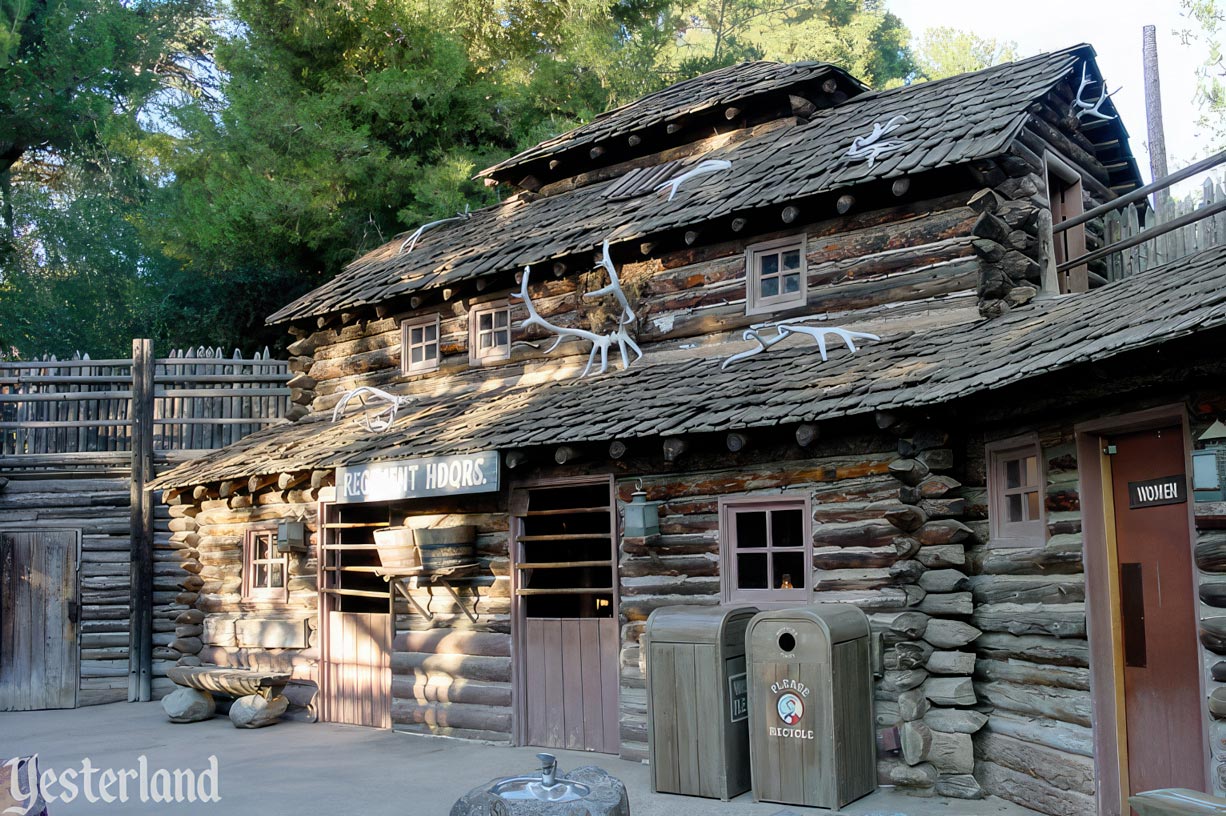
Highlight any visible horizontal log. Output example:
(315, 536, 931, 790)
(974, 632, 1088, 667)
(970, 574, 1085, 605)
(975, 731, 1094, 796)
(978, 680, 1091, 727)
(987, 711, 1094, 758)
(975, 657, 1089, 690)
(393, 630, 510, 657)
(923, 619, 980, 649)
(391, 653, 511, 684)
(923, 676, 976, 706)
(972, 603, 1086, 638)
(390, 700, 511, 733)
(926, 650, 976, 675)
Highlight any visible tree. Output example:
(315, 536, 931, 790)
(912, 27, 1017, 82)
(1180, 0, 1226, 145)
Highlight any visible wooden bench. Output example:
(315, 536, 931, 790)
(163, 666, 292, 728)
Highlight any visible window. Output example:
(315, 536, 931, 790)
(243, 528, 287, 602)
(1046, 152, 1087, 294)
(469, 301, 512, 365)
(746, 237, 807, 315)
(987, 437, 1046, 547)
(402, 315, 440, 374)
(720, 497, 811, 604)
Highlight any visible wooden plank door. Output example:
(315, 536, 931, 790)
(514, 478, 620, 754)
(1108, 427, 1205, 796)
(324, 611, 391, 728)
(0, 530, 79, 711)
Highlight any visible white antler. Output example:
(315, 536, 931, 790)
(331, 386, 413, 432)
(1072, 63, 1118, 122)
(396, 205, 472, 256)
(844, 114, 910, 168)
(721, 321, 879, 369)
(512, 242, 644, 378)
(655, 159, 732, 201)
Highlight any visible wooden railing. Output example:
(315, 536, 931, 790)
(0, 344, 290, 466)
(1055, 150, 1226, 281)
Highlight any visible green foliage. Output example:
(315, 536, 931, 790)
(912, 26, 1017, 82)
(1180, 0, 1226, 146)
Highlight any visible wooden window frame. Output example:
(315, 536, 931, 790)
(719, 494, 812, 605)
(242, 526, 288, 602)
(1045, 151, 1088, 295)
(986, 434, 1047, 548)
(401, 314, 441, 375)
(745, 235, 808, 316)
(468, 301, 513, 366)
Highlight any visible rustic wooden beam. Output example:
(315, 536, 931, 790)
(684, 230, 701, 246)
(248, 473, 278, 494)
(548, 159, 561, 171)
(218, 479, 238, 499)
(505, 450, 529, 470)
(552, 261, 567, 278)
(442, 288, 455, 301)
(891, 178, 911, 197)
(627, 134, 641, 148)
(726, 432, 748, 453)
(789, 94, 817, 118)
(725, 105, 742, 120)
(666, 122, 684, 135)
(795, 423, 819, 447)
(374, 303, 395, 320)
(476, 278, 488, 292)
(608, 440, 628, 460)
(554, 445, 581, 465)
(639, 242, 656, 256)
(589, 145, 605, 160)
(128, 338, 155, 703)
(278, 471, 309, 492)
(310, 469, 332, 490)
(517, 175, 542, 193)
(662, 438, 687, 462)
(781, 205, 800, 224)
(191, 484, 213, 501)
(821, 78, 839, 93)
(836, 194, 855, 214)
(410, 296, 424, 309)
(731, 217, 748, 232)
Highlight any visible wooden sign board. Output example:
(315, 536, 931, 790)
(1128, 474, 1187, 509)
(336, 452, 499, 504)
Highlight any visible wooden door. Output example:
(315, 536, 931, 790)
(514, 478, 620, 754)
(1109, 427, 1204, 796)
(324, 611, 391, 728)
(0, 530, 79, 711)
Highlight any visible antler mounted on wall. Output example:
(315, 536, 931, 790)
(721, 319, 879, 369)
(331, 386, 413, 432)
(655, 159, 733, 201)
(513, 240, 644, 378)
(396, 205, 472, 256)
(1072, 63, 1118, 122)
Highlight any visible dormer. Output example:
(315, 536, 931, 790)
(477, 61, 868, 196)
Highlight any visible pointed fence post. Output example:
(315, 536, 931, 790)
(128, 339, 155, 702)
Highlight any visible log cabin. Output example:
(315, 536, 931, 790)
(149, 44, 1226, 815)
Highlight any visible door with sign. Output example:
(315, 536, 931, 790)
(1108, 427, 1203, 797)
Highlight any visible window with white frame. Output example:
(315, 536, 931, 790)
(746, 236, 807, 315)
(987, 437, 1046, 547)
(243, 528, 287, 602)
(469, 301, 512, 365)
(720, 496, 811, 603)
(401, 314, 440, 374)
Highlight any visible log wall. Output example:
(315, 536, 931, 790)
(0, 470, 179, 705)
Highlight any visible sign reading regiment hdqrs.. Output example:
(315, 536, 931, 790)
(335, 452, 500, 503)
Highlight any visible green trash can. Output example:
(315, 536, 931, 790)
(644, 605, 758, 801)
(746, 604, 876, 809)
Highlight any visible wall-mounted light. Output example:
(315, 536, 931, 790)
(622, 479, 660, 539)
(276, 521, 307, 553)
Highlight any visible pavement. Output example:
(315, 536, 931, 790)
(0, 702, 1039, 815)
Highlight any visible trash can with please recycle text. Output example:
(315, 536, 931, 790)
(644, 604, 758, 801)
(746, 604, 876, 809)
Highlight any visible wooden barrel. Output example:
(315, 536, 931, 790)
(415, 526, 476, 570)
(373, 527, 420, 572)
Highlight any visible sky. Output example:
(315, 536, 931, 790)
(888, 0, 1212, 189)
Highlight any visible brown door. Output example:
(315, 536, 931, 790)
(514, 478, 620, 753)
(0, 530, 79, 710)
(324, 611, 392, 728)
(1109, 427, 1204, 795)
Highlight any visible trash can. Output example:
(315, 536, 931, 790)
(644, 605, 758, 800)
(746, 605, 876, 809)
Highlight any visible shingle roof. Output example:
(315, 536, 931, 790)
(477, 60, 866, 181)
(157, 242, 1226, 490)
(268, 45, 1121, 326)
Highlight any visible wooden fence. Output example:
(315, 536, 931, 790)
(0, 345, 290, 465)
(1102, 177, 1226, 281)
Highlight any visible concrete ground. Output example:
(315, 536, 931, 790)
(0, 703, 1039, 815)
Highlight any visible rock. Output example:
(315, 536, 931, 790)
(175, 609, 205, 625)
(175, 624, 204, 638)
(171, 636, 203, 655)
(161, 687, 215, 723)
(451, 766, 629, 816)
(229, 694, 288, 728)
(936, 773, 983, 799)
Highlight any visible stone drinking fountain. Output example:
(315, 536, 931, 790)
(450, 753, 630, 816)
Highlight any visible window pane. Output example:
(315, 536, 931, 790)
(269, 564, 283, 589)
(261, 536, 273, 559)
(773, 551, 805, 589)
(494, 329, 509, 347)
(782, 249, 801, 271)
(424, 324, 437, 342)
(495, 311, 509, 329)
(1024, 456, 1039, 486)
(425, 342, 437, 360)
(479, 313, 492, 331)
(410, 327, 423, 345)
(1026, 490, 1041, 521)
(783, 273, 801, 294)
(735, 511, 767, 548)
(411, 347, 423, 364)
(480, 331, 493, 350)
(1005, 458, 1021, 489)
(254, 562, 268, 588)
(737, 553, 768, 589)
(772, 509, 804, 548)
(760, 276, 779, 298)
(1007, 493, 1023, 523)
(760, 254, 779, 277)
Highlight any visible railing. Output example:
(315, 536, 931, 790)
(0, 345, 290, 463)
(1055, 150, 1226, 281)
